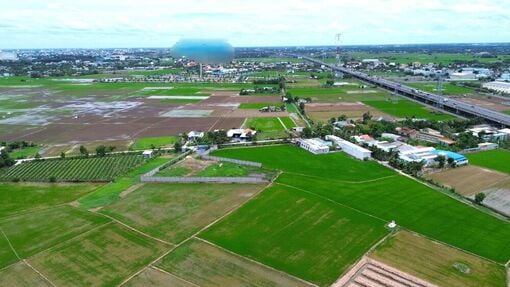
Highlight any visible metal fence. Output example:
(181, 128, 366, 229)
(140, 176, 268, 184)
(200, 155, 262, 167)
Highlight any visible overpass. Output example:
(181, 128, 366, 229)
(294, 55, 510, 127)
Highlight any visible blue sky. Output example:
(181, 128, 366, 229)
(1, 0, 509, 49)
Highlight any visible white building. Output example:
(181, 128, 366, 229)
(483, 81, 510, 94)
(142, 150, 154, 158)
(298, 138, 329, 154)
(187, 131, 204, 141)
(326, 135, 371, 160)
(227, 128, 256, 140)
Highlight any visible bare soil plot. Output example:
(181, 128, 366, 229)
(332, 256, 436, 287)
(156, 238, 313, 287)
(305, 102, 391, 122)
(454, 95, 510, 112)
(28, 223, 168, 287)
(480, 178, 510, 216)
(369, 231, 507, 287)
(101, 183, 265, 244)
(209, 117, 245, 130)
(426, 165, 509, 196)
(124, 267, 195, 287)
(0, 261, 52, 287)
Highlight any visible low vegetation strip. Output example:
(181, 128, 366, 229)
(0, 154, 145, 182)
(141, 176, 268, 184)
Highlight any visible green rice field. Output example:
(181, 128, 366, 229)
(211, 145, 510, 265)
(363, 99, 454, 120)
(466, 149, 510, 175)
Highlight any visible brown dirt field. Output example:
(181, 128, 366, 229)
(479, 178, 510, 216)
(368, 231, 506, 287)
(454, 96, 510, 112)
(209, 117, 245, 130)
(426, 165, 509, 196)
(332, 256, 436, 287)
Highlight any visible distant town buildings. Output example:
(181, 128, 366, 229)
(0, 51, 19, 61)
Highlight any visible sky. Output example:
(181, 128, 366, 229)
(1, 0, 510, 49)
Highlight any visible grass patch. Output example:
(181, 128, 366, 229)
(201, 184, 389, 286)
(466, 149, 510, 175)
(8, 146, 41, 159)
(370, 231, 507, 287)
(244, 117, 287, 139)
(0, 182, 101, 218)
(364, 99, 454, 120)
(196, 161, 273, 178)
(102, 183, 264, 244)
(157, 238, 313, 287)
(29, 223, 168, 287)
(156, 166, 192, 176)
(0, 206, 109, 268)
(239, 103, 280, 109)
(78, 157, 168, 209)
(131, 136, 179, 150)
(279, 117, 296, 129)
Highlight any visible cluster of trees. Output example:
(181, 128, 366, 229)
(0, 150, 15, 168)
(77, 145, 116, 158)
(239, 87, 278, 95)
(283, 92, 311, 104)
(253, 78, 280, 85)
(0, 141, 35, 152)
(195, 131, 230, 145)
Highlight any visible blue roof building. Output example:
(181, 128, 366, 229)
(432, 150, 469, 165)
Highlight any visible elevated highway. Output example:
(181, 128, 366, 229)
(295, 55, 510, 127)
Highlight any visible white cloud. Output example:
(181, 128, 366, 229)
(0, 0, 509, 48)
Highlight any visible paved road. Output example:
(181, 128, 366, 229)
(294, 55, 510, 127)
